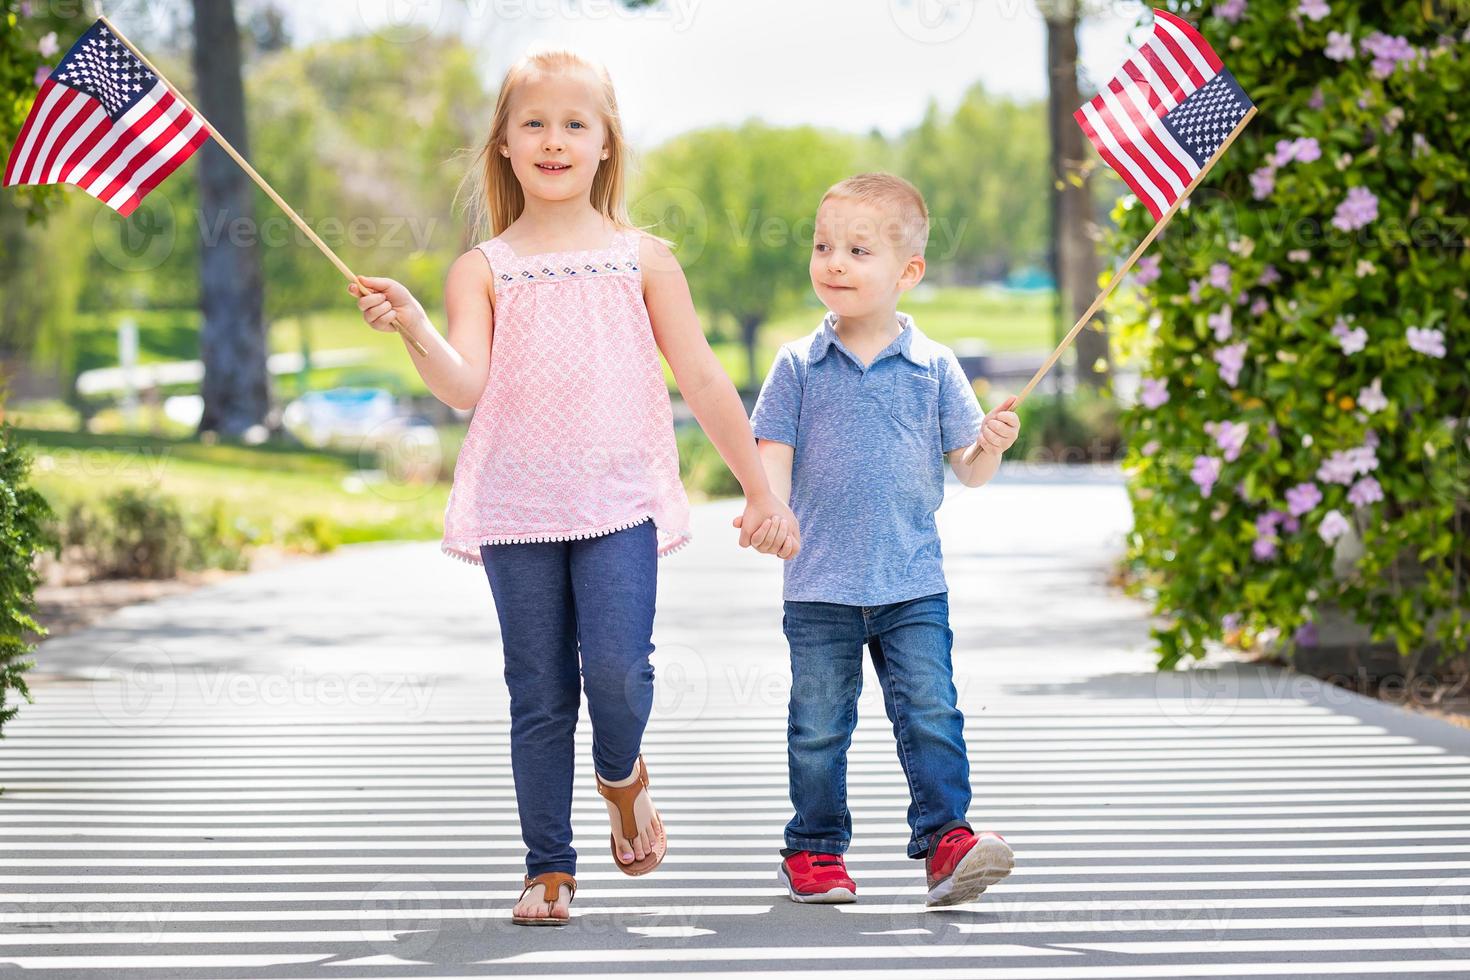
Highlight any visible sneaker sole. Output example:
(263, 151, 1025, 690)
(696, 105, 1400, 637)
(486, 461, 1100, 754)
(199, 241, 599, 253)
(926, 835, 1014, 907)
(778, 863, 857, 904)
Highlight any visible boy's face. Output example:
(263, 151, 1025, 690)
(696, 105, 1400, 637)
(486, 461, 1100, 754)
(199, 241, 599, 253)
(809, 196, 925, 319)
(502, 69, 609, 203)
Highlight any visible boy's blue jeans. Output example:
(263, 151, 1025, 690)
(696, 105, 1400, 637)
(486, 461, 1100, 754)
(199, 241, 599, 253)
(782, 592, 972, 859)
(478, 518, 658, 877)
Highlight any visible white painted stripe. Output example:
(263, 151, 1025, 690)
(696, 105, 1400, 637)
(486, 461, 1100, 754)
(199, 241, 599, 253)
(8, 814, 1470, 836)
(0, 954, 329, 970)
(11, 800, 1470, 823)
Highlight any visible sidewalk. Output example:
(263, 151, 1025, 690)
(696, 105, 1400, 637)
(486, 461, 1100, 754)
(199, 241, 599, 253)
(4, 463, 1470, 977)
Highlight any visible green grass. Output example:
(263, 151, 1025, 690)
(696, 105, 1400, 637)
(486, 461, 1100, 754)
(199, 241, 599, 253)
(12, 426, 451, 546)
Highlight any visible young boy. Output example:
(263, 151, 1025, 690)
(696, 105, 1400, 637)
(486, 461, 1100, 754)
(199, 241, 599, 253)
(744, 172, 1020, 907)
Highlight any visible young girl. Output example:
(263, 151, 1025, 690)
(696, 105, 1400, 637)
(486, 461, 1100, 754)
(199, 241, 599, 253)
(348, 47, 800, 926)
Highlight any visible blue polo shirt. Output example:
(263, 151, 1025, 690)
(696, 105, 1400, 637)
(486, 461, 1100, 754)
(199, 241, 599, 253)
(749, 310, 984, 606)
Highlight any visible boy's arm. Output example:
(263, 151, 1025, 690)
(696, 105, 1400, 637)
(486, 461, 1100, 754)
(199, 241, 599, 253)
(756, 439, 794, 505)
(948, 394, 1019, 487)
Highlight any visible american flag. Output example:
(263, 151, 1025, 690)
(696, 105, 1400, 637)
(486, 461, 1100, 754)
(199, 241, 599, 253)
(1075, 8, 1253, 222)
(2, 19, 209, 217)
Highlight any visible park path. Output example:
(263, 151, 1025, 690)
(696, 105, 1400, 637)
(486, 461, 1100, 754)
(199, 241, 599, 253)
(4, 463, 1470, 978)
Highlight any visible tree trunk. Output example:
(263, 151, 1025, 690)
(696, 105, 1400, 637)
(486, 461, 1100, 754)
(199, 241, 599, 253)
(740, 314, 761, 395)
(1045, 3, 1109, 391)
(192, 0, 270, 438)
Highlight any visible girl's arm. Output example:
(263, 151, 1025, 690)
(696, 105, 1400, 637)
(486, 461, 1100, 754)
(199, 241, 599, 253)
(348, 248, 495, 412)
(639, 233, 800, 556)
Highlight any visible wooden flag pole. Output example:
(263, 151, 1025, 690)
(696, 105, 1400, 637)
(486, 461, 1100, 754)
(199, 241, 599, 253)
(963, 103, 1257, 465)
(98, 15, 430, 357)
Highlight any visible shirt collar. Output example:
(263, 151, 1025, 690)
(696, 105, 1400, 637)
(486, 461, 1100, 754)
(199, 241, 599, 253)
(810, 310, 929, 368)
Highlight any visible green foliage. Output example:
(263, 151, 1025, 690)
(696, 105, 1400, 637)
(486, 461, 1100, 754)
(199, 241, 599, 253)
(0, 417, 57, 741)
(677, 424, 744, 501)
(1110, 2, 1470, 668)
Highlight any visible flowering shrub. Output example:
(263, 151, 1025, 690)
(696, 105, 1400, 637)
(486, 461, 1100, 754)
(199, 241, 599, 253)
(1110, 2, 1469, 669)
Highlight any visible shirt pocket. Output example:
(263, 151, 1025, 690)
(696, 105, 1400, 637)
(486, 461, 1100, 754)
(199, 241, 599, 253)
(888, 370, 939, 432)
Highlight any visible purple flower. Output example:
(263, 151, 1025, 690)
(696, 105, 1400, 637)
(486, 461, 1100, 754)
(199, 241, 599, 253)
(1295, 621, 1320, 647)
(1348, 476, 1384, 507)
(1331, 186, 1379, 231)
(1317, 445, 1379, 484)
(1326, 30, 1355, 61)
(1258, 264, 1281, 286)
(1331, 316, 1368, 355)
(1318, 509, 1351, 544)
(1250, 166, 1276, 199)
(1140, 376, 1170, 409)
(33, 64, 51, 87)
(1357, 377, 1388, 413)
(1207, 418, 1249, 462)
(1188, 277, 1205, 303)
(1292, 137, 1321, 163)
(1208, 304, 1234, 341)
(1213, 341, 1247, 387)
(1215, 0, 1247, 23)
(1298, 0, 1330, 21)
(1286, 481, 1322, 516)
(1208, 262, 1233, 290)
(1252, 537, 1278, 560)
(1250, 296, 1268, 316)
(1134, 254, 1162, 287)
(1361, 31, 1415, 78)
(1406, 326, 1446, 358)
(1308, 87, 1325, 110)
(1141, 439, 1161, 457)
(38, 32, 59, 58)
(1191, 455, 1223, 497)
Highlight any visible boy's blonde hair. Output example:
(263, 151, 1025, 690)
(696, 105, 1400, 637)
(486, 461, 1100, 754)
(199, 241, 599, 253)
(456, 46, 634, 243)
(820, 172, 930, 258)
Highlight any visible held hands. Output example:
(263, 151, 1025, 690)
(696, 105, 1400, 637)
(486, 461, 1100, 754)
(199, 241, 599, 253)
(731, 494, 801, 560)
(348, 275, 424, 334)
(961, 395, 1020, 466)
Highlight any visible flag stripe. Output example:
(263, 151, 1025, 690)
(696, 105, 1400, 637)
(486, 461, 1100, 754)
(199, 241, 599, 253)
(1156, 8, 1224, 73)
(1151, 19, 1207, 89)
(116, 122, 209, 216)
(1096, 86, 1185, 201)
(92, 92, 187, 203)
(108, 114, 205, 213)
(1121, 56, 1165, 116)
(32, 89, 92, 185)
(1108, 78, 1195, 187)
(20, 86, 85, 184)
(1140, 39, 1192, 106)
(68, 92, 170, 195)
(1077, 103, 1166, 220)
(44, 104, 107, 184)
(5, 81, 67, 185)
(52, 107, 112, 187)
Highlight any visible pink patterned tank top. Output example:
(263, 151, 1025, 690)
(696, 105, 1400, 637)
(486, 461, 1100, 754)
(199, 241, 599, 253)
(440, 226, 693, 565)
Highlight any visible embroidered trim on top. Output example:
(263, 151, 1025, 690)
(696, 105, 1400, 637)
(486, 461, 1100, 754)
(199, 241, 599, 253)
(440, 513, 692, 565)
(496, 258, 639, 285)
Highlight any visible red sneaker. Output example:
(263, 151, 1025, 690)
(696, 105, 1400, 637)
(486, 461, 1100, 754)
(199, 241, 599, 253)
(778, 850, 857, 904)
(925, 828, 1013, 907)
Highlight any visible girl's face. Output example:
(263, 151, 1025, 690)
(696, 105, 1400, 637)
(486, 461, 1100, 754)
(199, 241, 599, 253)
(502, 69, 610, 203)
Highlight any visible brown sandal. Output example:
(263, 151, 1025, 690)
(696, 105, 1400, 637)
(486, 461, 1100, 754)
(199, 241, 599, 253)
(595, 753, 667, 876)
(511, 871, 575, 926)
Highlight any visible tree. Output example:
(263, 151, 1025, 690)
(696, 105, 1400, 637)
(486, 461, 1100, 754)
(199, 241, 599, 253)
(632, 122, 866, 389)
(1039, 0, 1108, 391)
(191, 0, 269, 439)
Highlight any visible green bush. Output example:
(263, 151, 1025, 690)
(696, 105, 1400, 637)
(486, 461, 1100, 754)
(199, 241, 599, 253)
(0, 419, 58, 740)
(677, 424, 745, 501)
(1008, 385, 1124, 463)
(1111, 2, 1469, 668)
(57, 488, 253, 579)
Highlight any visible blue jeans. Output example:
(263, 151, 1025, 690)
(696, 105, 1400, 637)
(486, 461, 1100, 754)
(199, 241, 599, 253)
(782, 592, 971, 859)
(479, 517, 658, 877)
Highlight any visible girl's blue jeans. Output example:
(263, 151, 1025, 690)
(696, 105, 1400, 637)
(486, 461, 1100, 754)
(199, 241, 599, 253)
(782, 592, 972, 859)
(479, 517, 658, 877)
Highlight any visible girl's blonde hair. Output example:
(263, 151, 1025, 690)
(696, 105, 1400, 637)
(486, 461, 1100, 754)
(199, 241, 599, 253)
(457, 46, 635, 243)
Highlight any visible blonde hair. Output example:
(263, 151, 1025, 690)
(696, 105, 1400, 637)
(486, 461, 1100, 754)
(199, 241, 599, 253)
(820, 172, 930, 258)
(456, 46, 635, 243)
